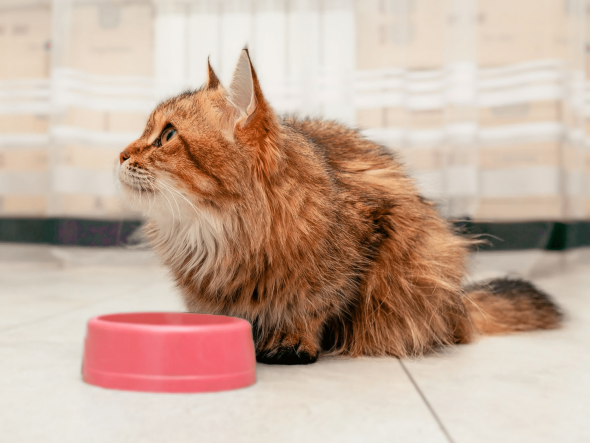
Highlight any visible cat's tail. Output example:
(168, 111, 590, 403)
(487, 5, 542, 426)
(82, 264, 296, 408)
(463, 277, 563, 335)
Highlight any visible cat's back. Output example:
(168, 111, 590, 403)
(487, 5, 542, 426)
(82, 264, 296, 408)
(282, 117, 403, 177)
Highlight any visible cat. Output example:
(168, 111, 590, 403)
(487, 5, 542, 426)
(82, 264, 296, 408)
(117, 49, 562, 365)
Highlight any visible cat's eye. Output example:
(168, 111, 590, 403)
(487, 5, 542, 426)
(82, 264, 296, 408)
(161, 127, 177, 144)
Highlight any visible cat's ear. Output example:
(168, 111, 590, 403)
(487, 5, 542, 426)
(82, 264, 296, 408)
(228, 49, 257, 125)
(206, 57, 221, 90)
(224, 49, 279, 174)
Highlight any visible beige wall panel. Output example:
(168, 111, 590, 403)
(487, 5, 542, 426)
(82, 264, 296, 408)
(0, 5, 51, 79)
(478, 102, 560, 128)
(356, 108, 412, 130)
(478, 0, 567, 66)
(549, 0, 569, 61)
(59, 194, 130, 218)
(563, 196, 585, 219)
(446, 147, 478, 167)
(408, 110, 445, 129)
(479, 143, 560, 169)
(0, 115, 49, 134)
(68, 3, 154, 76)
(561, 143, 585, 172)
(356, 108, 383, 129)
(384, 107, 407, 127)
(405, 0, 448, 69)
(61, 109, 148, 133)
(561, 104, 585, 129)
(400, 147, 443, 171)
(356, 0, 448, 70)
(476, 196, 562, 221)
(0, 149, 47, 172)
(1, 195, 46, 215)
(356, 0, 403, 70)
(446, 106, 477, 125)
(107, 112, 148, 133)
(60, 145, 119, 171)
(61, 108, 106, 132)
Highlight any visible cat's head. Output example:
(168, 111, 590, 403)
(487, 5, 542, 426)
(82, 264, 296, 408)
(117, 49, 280, 224)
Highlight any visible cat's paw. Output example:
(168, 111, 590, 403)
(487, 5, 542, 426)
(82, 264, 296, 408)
(256, 346, 318, 365)
(256, 335, 319, 365)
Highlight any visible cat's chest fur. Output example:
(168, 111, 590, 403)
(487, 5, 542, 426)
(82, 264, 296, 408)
(145, 210, 234, 290)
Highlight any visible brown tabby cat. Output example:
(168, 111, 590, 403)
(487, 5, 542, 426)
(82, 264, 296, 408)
(118, 50, 562, 365)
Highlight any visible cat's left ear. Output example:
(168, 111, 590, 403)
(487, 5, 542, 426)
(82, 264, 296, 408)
(227, 49, 258, 126)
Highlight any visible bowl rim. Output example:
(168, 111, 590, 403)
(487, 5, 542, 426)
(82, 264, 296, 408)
(89, 312, 252, 333)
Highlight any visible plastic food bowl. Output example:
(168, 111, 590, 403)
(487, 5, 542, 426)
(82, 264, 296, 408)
(82, 312, 256, 393)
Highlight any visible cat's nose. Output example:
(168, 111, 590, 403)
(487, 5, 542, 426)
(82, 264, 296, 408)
(119, 150, 130, 164)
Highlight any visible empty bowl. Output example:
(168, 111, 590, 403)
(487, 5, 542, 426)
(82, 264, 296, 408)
(82, 312, 256, 393)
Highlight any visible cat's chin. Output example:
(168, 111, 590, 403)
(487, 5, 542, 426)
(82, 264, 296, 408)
(117, 180, 153, 212)
(117, 177, 155, 196)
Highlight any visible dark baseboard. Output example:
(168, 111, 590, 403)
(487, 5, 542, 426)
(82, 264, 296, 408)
(453, 220, 590, 251)
(0, 218, 141, 247)
(0, 218, 589, 250)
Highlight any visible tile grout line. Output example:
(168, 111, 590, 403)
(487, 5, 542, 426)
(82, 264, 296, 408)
(399, 360, 456, 443)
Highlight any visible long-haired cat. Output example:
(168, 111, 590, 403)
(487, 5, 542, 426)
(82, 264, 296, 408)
(117, 50, 562, 365)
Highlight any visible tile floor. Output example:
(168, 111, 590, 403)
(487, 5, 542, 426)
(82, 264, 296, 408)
(1, 244, 588, 443)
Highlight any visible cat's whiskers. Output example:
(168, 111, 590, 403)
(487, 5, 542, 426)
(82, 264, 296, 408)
(155, 181, 184, 215)
(126, 170, 156, 217)
(155, 181, 183, 223)
(145, 183, 155, 217)
(156, 179, 202, 221)
(153, 181, 178, 225)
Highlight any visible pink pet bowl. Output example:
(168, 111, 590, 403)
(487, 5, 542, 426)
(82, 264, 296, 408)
(82, 312, 256, 393)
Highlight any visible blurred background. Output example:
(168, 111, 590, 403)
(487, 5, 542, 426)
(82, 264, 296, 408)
(0, 0, 589, 253)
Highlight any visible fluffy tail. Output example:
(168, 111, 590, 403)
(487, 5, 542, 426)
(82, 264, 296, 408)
(464, 278, 563, 335)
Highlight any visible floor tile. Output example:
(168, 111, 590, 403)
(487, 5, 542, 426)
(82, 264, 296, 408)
(2, 279, 183, 343)
(0, 342, 447, 443)
(403, 265, 590, 443)
(0, 266, 165, 331)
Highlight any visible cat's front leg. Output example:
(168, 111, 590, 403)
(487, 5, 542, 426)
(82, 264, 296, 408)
(255, 317, 323, 365)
